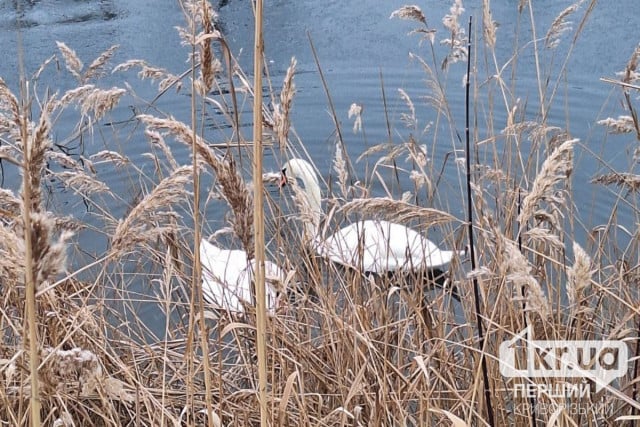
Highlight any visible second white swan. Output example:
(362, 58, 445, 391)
(199, 238, 286, 314)
(280, 158, 463, 274)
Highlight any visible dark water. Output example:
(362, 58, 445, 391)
(0, 0, 638, 335)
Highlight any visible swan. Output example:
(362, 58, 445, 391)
(199, 238, 286, 314)
(280, 158, 463, 274)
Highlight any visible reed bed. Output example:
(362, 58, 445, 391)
(0, 0, 639, 425)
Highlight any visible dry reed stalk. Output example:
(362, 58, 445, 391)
(338, 197, 457, 227)
(113, 60, 183, 92)
(499, 237, 551, 318)
(138, 114, 255, 255)
(389, 5, 436, 44)
(592, 172, 640, 192)
(332, 142, 349, 198)
(89, 150, 130, 168)
(398, 88, 417, 130)
(52, 171, 110, 195)
(186, 2, 216, 423)
(83, 45, 120, 83)
(60, 85, 126, 122)
(110, 165, 192, 255)
(199, 0, 217, 93)
(273, 58, 297, 148)
(144, 129, 179, 171)
(390, 5, 427, 25)
(566, 241, 592, 310)
(482, 0, 497, 49)
(56, 42, 83, 82)
(597, 116, 637, 134)
(441, 0, 467, 69)
(544, 0, 585, 49)
(620, 44, 640, 84)
(19, 89, 42, 427)
(252, 0, 269, 424)
(517, 138, 576, 227)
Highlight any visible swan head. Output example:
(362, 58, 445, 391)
(280, 158, 322, 240)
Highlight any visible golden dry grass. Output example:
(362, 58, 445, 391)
(0, 0, 639, 426)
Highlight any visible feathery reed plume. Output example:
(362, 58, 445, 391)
(56, 41, 83, 82)
(111, 165, 193, 254)
(339, 197, 456, 227)
(60, 85, 126, 122)
(441, 0, 467, 69)
(46, 150, 82, 171)
(20, 96, 57, 213)
(347, 103, 362, 134)
(390, 5, 427, 25)
(523, 226, 563, 252)
(597, 116, 636, 134)
(566, 241, 592, 309)
(144, 129, 179, 170)
(137, 115, 255, 255)
(199, 1, 218, 93)
(83, 45, 120, 83)
(591, 172, 640, 193)
(409, 53, 448, 115)
(273, 58, 297, 148)
(518, 138, 576, 226)
(333, 142, 349, 198)
(482, 0, 497, 48)
(0, 188, 21, 218)
(620, 44, 640, 83)
(28, 213, 74, 287)
(90, 150, 131, 168)
(390, 5, 437, 44)
(544, 0, 585, 49)
(212, 156, 255, 257)
(398, 88, 417, 130)
(0, 81, 22, 142)
(500, 238, 551, 318)
(0, 223, 25, 286)
(53, 171, 110, 195)
(113, 60, 183, 92)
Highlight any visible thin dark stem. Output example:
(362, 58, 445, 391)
(465, 16, 495, 427)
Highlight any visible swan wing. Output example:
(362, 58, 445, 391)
(319, 220, 462, 272)
(199, 239, 250, 313)
(320, 220, 410, 273)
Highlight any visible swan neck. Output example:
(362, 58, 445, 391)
(296, 168, 322, 238)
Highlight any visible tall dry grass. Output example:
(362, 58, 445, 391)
(0, 0, 639, 426)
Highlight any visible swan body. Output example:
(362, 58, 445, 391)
(318, 219, 460, 273)
(199, 238, 285, 314)
(281, 158, 463, 273)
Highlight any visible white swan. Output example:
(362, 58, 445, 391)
(280, 158, 463, 274)
(199, 238, 286, 314)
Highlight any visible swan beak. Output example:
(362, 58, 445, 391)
(279, 169, 288, 188)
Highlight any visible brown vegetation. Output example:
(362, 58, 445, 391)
(1, 0, 639, 425)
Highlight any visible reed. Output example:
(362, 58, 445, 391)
(0, 0, 639, 425)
